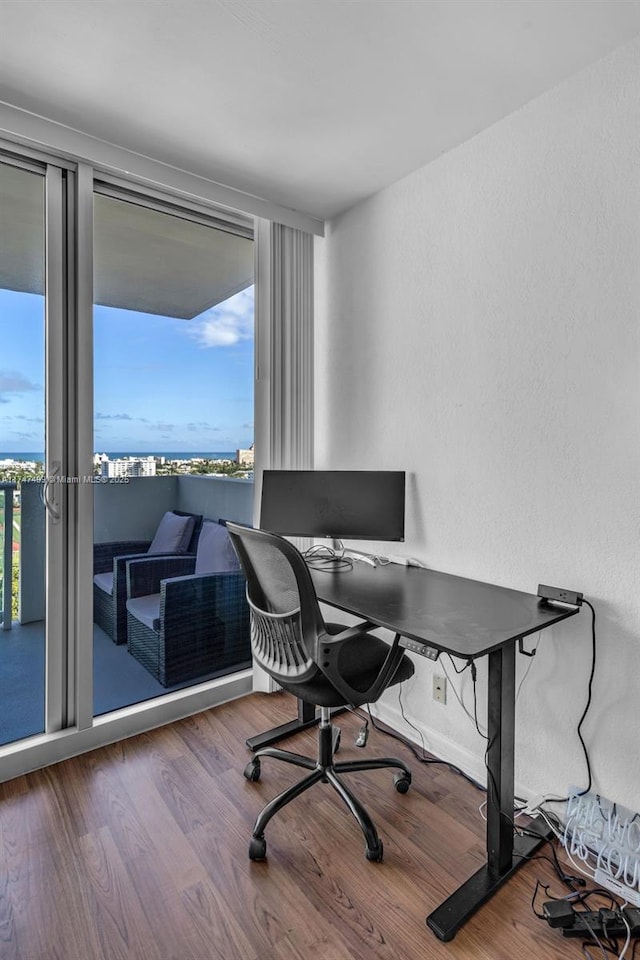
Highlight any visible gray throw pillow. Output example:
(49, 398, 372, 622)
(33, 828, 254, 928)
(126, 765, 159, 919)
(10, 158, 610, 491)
(147, 512, 194, 554)
(195, 521, 241, 574)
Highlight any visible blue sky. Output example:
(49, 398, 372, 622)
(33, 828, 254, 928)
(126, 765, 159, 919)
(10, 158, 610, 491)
(0, 286, 254, 454)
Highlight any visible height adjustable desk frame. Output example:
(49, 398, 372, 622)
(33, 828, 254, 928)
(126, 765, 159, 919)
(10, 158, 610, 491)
(245, 562, 579, 942)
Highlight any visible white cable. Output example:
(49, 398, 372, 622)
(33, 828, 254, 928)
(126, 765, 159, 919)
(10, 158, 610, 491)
(581, 913, 608, 960)
(442, 632, 541, 740)
(539, 806, 632, 958)
(538, 808, 565, 843)
(478, 798, 527, 825)
(515, 634, 540, 704)
(617, 905, 631, 960)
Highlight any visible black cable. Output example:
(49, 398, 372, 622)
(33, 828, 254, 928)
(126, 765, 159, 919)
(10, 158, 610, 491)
(469, 661, 488, 741)
(303, 544, 354, 572)
(362, 691, 486, 791)
(516, 850, 586, 890)
(574, 598, 597, 796)
(446, 653, 473, 675)
(571, 889, 618, 909)
(580, 912, 609, 960)
(466, 661, 523, 836)
(531, 879, 551, 918)
(548, 598, 596, 805)
(580, 941, 618, 960)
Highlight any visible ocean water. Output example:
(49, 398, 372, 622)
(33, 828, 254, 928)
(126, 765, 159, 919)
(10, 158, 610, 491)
(1, 451, 238, 462)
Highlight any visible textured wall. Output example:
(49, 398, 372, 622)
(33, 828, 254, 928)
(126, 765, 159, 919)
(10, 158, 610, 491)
(315, 39, 640, 810)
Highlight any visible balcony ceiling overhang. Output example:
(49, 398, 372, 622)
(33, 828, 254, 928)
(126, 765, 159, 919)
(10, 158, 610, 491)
(0, 167, 253, 319)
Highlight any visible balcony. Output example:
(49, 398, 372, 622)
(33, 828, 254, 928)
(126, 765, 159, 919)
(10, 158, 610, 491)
(1, 473, 254, 745)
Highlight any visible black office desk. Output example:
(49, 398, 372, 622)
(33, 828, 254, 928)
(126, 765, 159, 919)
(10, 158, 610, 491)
(247, 561, 579, 941)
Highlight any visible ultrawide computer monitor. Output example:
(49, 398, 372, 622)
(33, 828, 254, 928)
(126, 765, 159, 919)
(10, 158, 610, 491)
(260, 470, 405, 543)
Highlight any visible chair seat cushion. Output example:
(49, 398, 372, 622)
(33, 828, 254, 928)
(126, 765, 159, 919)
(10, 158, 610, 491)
(126, 594, 161, 633)
(93, 572, 114, 596)
(278, 626, 415, 708)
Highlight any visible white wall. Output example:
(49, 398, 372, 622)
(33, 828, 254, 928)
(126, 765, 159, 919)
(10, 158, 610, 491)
(315, 39, 640, 812)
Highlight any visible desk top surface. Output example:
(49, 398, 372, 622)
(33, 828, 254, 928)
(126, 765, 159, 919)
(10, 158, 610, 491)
(310, 561, 579, 658)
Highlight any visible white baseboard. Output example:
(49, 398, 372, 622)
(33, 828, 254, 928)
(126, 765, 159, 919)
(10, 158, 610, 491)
(372, 698, 536, 805)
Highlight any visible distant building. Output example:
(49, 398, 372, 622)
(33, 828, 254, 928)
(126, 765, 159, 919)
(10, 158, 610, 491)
(0, 458, 36, 469)
(101, 456, 156, 478)
(237, 445, 254, 467)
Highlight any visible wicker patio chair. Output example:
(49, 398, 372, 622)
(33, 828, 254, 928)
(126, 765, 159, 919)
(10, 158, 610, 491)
(125, 520, 250, 686)
(93, 510, 202, 645)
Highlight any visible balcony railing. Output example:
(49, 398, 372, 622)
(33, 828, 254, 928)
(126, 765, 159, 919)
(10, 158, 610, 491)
(15, 474, 254, 626)
(0, 482, 16, 630)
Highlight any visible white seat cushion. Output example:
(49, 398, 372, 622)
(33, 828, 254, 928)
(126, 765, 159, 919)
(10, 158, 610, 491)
(93, 572, 114, 596)
(126, 594, 161, 633)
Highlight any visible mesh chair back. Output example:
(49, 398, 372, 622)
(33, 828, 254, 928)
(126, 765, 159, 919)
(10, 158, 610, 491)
(226, 524, 326, 684)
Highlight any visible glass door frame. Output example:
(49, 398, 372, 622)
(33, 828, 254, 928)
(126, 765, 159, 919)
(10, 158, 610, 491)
(0, 145, 73, 739)
(84, 172, 255, 720)
(43, 160, 69, 734)
(0, 147, 255, 778)
(0, 135, 285, 782)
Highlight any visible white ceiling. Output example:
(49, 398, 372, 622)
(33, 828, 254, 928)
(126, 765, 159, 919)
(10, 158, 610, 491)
(0, 0, 639, 221)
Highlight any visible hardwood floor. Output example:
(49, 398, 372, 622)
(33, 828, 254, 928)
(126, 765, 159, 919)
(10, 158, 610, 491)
(0, 692, 579, 959)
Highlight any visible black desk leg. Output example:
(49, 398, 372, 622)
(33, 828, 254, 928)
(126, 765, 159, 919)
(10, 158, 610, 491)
(486, 643, 515, 876)
(426, 643, 553, 941)
(245, 697, 318, 751)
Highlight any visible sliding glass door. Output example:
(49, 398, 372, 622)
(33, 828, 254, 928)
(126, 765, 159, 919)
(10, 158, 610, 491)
(92, 183, 254, 714)
(0, 153, 68, 744)
(0, 140, 257, 767)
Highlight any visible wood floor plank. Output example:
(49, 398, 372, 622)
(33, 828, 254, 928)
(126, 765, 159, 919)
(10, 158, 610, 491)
(77, 825, 168, 960)
(0, 692, 599, 959)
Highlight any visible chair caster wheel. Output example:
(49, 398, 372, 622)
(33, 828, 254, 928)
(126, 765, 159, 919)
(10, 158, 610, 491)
(393, 772, 411, 794)
(244, 760, 261, 782)
(365, 841, 384, 862)
(249, 835, 267, 861)
(333, 730, 341, 753)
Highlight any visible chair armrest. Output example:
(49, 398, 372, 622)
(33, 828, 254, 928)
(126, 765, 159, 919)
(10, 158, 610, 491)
(316, 622, 406, 706)
(159, 571, 249, 649)
(114, 551, 195, 625)
(93, 540, 151, 574)
(126, 555, 196, 599)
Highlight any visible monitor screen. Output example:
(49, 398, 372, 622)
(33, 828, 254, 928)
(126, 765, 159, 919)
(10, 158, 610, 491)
(260, 470, 405, 542)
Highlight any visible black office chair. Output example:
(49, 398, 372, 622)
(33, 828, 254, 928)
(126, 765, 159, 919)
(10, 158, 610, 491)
(226, 522, 415, 863)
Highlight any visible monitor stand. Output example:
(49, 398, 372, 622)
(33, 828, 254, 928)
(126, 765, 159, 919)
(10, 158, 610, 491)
(303, 539, 379, 569)
(336, 539, 378, 567)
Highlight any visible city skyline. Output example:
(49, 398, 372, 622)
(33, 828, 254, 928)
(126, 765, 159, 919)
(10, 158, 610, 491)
(0, 285, 254, 453)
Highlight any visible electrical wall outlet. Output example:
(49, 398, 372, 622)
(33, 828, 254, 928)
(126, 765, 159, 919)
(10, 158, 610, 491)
(433, 674, 447, 704)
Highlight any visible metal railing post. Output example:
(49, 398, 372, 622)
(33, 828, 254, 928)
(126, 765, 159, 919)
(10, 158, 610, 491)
(0, 482, 16, 630)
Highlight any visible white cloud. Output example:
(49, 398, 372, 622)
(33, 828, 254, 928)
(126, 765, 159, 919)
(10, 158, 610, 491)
(0, 370, 41, 401)
(187, 287, 254, 348)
